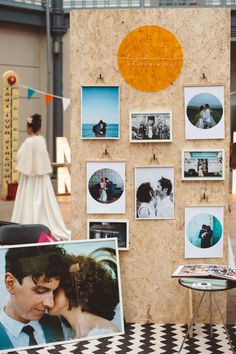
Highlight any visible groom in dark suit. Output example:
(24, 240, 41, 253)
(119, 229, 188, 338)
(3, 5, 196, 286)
(105, 177, 115, 201)
(0, 245, 68, 351)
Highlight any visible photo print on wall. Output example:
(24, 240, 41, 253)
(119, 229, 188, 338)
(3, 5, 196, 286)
(185, 206, 224, 258)
(81, 86, 120, 139)
(130, 111, 172, 143)
(182, 149, 224, 181)
(135, 166, 174, 220)
(88, 219, 129, 250)
(0, 239, 124, 353)
(184, 85, 224, 139)
(87, 161, 125, 214)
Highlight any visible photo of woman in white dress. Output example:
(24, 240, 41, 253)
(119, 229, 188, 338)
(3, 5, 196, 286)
(98, 178, 108, 202)
(11, 113, 70, 240)
(195, 105, 205, 129)
(186, 92, 222, 130)
(136, 182, 156, 218)
(88, 168, 124, 205)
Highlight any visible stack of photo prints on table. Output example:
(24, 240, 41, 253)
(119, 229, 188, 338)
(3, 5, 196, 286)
(0, 84, 225, 353)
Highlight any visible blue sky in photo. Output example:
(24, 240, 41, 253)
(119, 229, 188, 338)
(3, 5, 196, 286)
(82, 86, 119, 124)
(188, 93, 222, 108)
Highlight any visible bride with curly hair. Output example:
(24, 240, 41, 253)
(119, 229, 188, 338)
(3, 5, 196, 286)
(49, 254, 120, 338)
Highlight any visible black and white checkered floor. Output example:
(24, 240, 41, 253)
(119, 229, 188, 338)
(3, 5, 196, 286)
(12, 323, 236, 354)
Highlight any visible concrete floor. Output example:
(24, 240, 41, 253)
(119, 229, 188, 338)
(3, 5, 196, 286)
(0, 194, 236, 323)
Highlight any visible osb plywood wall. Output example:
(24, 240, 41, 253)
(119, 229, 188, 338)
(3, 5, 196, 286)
(70, 9, 230, 323)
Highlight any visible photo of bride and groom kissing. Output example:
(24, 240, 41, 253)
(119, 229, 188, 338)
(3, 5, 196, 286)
(0, 242, 123, 352)
(135, 167, 174, 220)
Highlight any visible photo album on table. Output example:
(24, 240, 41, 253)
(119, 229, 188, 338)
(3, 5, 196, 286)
(172, 264, 236, 282)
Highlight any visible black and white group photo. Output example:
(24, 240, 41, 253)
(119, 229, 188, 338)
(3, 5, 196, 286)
(130, 112, 172, 142)
(135, 167, 174, 219)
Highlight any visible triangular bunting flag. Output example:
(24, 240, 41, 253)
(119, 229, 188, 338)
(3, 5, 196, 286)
(28, 88, 36, 99)
(62, 97, 71, 112)
(45, 94, 53, 106)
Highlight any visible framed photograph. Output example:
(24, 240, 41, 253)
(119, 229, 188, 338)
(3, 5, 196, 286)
(129, 111, 172, 142)
(135, 167, 174, 220)
(87, 219, 129, 250)
(185, 206, 224, 258)
(182, 149, 224, 181)
(81, 86, 120, 139)
(0, 239, 124, 353)
(87, 161, 125, 214)
(184, 85, 224, 140)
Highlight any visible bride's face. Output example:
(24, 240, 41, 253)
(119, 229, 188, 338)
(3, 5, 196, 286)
(48, 288, 69, 316)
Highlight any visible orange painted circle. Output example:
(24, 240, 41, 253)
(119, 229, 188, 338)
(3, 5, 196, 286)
(117, 25, 183, 92)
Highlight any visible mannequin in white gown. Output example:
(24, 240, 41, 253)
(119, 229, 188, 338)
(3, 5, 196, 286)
(11, 114, 70, 240)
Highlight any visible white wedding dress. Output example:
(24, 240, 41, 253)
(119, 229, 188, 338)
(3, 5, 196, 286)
(98, 189, 107, 202)
(11, 135, 70, 240)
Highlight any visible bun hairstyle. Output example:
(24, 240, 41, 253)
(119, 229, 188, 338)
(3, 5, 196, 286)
(27, 113, 42, 133)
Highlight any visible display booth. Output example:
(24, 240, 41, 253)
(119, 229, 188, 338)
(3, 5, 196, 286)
(70, 8, 230, 324)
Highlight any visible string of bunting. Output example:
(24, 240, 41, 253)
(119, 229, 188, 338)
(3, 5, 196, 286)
(19, 84, 71, 112)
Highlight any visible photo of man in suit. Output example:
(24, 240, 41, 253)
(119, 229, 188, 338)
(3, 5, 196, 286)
(155, 177, 174, 219)
(0, 245, 69, 351)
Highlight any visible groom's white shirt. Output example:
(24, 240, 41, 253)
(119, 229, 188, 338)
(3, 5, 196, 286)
(156, 196, 174, 218)
(0, 309, 46, 347)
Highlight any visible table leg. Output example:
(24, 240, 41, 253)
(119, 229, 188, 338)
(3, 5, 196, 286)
(212, 292, 236, 354)
(189, 289, 193, 338)
(209, 292, 213, 338)
(178, 291, 206, 354)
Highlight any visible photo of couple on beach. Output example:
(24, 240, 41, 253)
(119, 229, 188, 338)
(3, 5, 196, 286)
(135, 167, 174, 220)
(0, 240, 123, 352)
(81, 86, 119, 139)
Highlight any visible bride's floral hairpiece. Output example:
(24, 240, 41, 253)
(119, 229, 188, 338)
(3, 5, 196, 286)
(26, 116, 33, 124)
(69, 263, 80, 273)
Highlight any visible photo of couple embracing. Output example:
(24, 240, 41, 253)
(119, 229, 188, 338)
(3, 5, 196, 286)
(186, 91, 223, 130)
(0, 240, 123, 352)
(135, 167, 174, 220)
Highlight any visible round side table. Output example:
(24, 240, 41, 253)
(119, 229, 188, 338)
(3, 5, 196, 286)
(178, 277, 236, 354)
